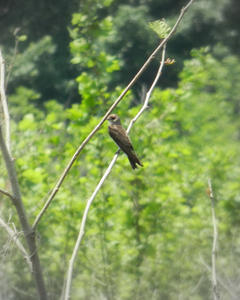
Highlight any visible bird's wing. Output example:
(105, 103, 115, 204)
(108, 125, 134, 153)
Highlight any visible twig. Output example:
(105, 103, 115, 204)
(0, 49, 11, 152)
(5, 28, 20, 90)
(190, 275, 204, 295)
(0, 187, 14, 200)
(63, 45, 167, 300)
(207, 178, 220, 300)
(200, 257, 238, 299)
(126, 45, 166, 134)
(0, 215, 32, 270)
(32, 0, 196, 230)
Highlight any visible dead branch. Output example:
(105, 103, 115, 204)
(0, 215, 32, 270)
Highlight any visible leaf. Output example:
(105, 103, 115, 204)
(149, 19, 171, 38)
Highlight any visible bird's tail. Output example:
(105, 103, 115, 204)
(127, 151, 143, 170)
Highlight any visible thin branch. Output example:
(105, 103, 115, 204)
(207, 178, 220, 300)
(0, 187, 14, 200)
(63, 153, 119, 300)
(63, 45, 167, 300)
(5, 28, 20, 90)
(200, 257, 238, 300)
(0, 215, 32, 271)
(33, 0, 196, 230)
(126, 45, 166, 135)
(0, 49, 11, 152)
(190, 275, 204, 295)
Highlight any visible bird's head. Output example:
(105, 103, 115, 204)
(107, 114, 121, 125)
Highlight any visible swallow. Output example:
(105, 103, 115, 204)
(107, 114, 143, 169)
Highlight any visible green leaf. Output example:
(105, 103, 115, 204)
(149, 19, 171, 38)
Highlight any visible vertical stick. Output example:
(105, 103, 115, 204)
(207, 178, 220, 300)
(0, 49, 10, 152)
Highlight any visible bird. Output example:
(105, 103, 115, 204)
(107, 114, 143, 170)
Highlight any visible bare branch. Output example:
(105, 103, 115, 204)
(200, 257, 238, 299)
(0, 187, 14, 200)
(5, 28, 21, 90)
(63, 152, 118, 300)
(126, 45, 166, 135)
(0, 215, 32, 271)
(0, 49, 11, 152)
(33, 0, 196, 230)
(207, 178, 220, 300)
(63, 45, 167, 300)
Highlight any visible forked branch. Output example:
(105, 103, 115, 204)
(0, 215, 32, 270)
(33, 0, 196, 230)
(63, 45, 166, 300)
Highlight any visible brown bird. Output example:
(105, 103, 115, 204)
(107, 114, 143, 169)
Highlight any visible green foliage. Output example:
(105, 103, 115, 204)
(149, 19, 171, 38)
(2, 47, 240, 299)
(0, 0, 81, 104)
(69, 4, 122, 116)
(6, 36, 56, 83)
(8, 86, 41, 120)
(1, 0, 240, 110)
(106, 4, 157, 90)
(17, 35, 28, 42)
(1, 2, 240, 298)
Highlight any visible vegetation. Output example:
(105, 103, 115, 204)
(1, 0, 240, 299)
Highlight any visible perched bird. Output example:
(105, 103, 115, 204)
(107, 114, 143, 169)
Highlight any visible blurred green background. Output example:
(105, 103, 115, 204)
(0, 0, 240, 299)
